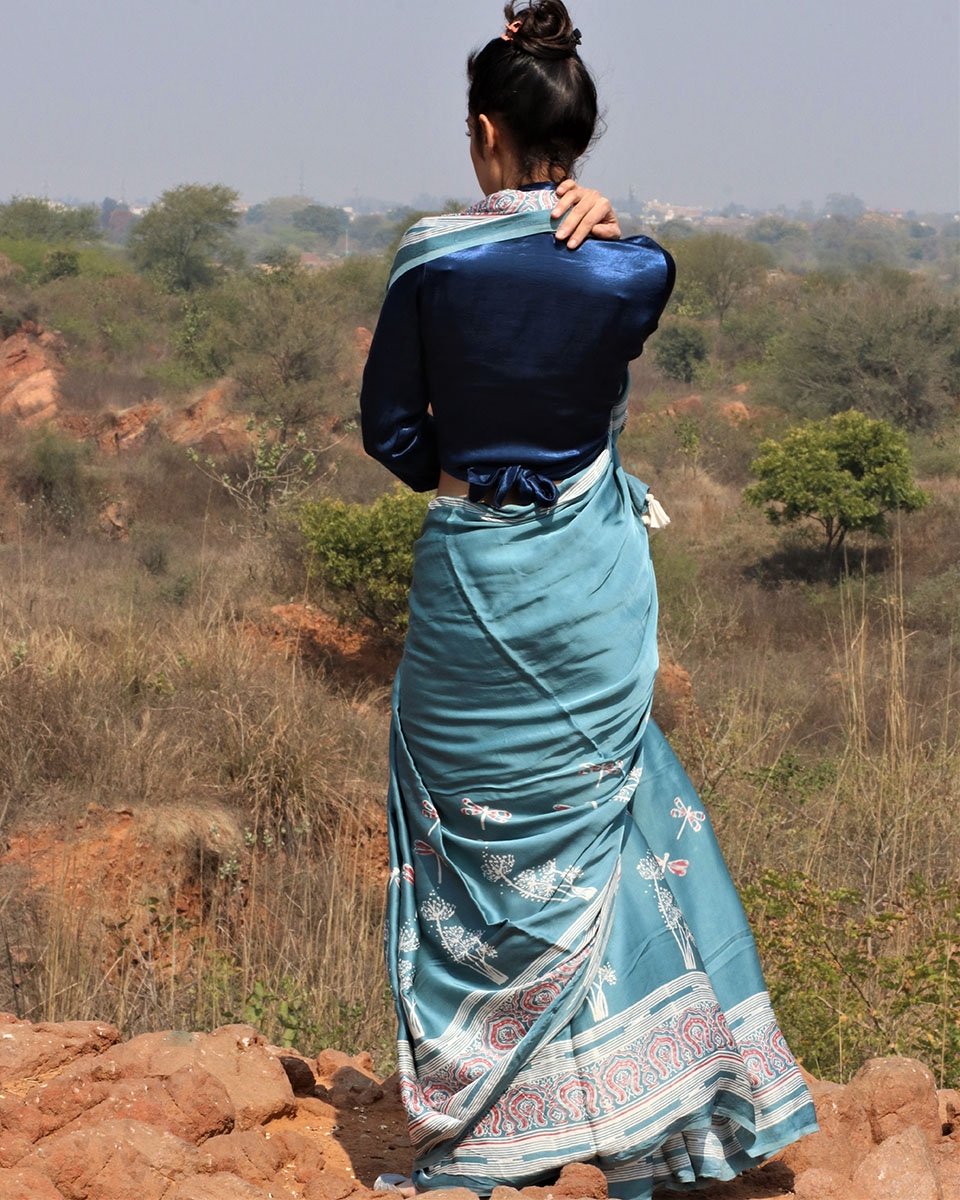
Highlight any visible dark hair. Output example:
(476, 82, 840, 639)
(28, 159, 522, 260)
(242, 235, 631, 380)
(467, 1, 599, 183)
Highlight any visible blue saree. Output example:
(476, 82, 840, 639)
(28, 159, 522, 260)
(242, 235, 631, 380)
(381, 201, 817, 1198)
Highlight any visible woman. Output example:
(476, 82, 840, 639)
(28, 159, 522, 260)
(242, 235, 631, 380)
(360, 4, 818, 1196)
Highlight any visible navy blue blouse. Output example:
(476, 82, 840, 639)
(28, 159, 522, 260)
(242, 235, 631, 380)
(360, 213, 675, 505)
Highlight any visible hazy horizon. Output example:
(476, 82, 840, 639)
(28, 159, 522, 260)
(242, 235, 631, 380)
(4, 0, 958, 215)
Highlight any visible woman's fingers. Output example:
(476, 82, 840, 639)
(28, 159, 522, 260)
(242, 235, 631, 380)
(552, 184, 622, 248)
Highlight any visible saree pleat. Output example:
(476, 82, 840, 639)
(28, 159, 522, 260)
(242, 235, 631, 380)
(385, 449, 817, 1198)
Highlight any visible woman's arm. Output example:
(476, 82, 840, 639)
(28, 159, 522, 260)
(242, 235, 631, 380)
(360, 266, 441, 492)
(551, 180, 622, 249)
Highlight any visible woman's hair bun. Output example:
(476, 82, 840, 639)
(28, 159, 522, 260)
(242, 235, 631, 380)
(504, 0, 583, 60)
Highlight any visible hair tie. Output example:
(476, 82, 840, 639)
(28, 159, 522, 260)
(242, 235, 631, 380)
(501, 18, 523, 41)
(571, 28, 582, 46)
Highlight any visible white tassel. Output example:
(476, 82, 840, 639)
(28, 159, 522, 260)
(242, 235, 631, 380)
(642, 494, 671, 531)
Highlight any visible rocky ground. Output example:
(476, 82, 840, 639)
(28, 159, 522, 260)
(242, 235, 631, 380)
(0, 1015, 956, 1200)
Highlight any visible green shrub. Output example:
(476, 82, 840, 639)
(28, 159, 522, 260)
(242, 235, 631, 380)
(653, 322, 709, 383)
(9, 428, 95, 533)
(743, 870, 960, 1085)
(299, 487, 430, 637)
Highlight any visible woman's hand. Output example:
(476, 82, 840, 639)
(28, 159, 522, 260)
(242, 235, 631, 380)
(551, 180, 622, 249)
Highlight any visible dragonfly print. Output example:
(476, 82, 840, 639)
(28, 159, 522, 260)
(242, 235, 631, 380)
(422, 799, 440, 836)
(482, 852, 598, 903)
(655, 852, 689, 877)
(578, 759, 625, 788)
(671, 797, 705, 841)
(461, 798, 513, 830)
(637, 853, 697, 970)
(420, 894, 507, 984)
(414, 839, 444, 883)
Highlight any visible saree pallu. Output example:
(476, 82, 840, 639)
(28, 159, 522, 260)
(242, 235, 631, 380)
(385, 449, 817, 1198)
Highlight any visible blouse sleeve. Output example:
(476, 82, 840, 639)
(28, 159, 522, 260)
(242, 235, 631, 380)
(360, 265, 441, 493)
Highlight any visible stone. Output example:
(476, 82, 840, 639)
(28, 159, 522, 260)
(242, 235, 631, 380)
(276, 1051, 317, 1094)
(413, 1190, 478, 1200)
(202, 1127, 330, 1192)
(20, 1063, 235, 1143)
(848, 1056, 942, 1146)
(940, 1089, 960, 1131)
(20, 1118, 199, 1200)
(851, 1124, 943, 1200)
(0, 1016, 120, 1085)
(172, 1173, 270, 1199)
(302, 1171, 359, 1200)
(490, 1188, 523, 1200)
(320, 1065, 384, 1108)
(0, 1164, 66, 1199)
(773, 1076, 872, 1180)
(939, 1145, 960, 1200)
(793, 1167, 869, 1200)
(61, 1024, 295, 1130)
(555, 1162, 608, 1199)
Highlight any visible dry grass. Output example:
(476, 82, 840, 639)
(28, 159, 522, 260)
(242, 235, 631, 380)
(0, 459, 393, 1057)
(0, 422, 956, 1078)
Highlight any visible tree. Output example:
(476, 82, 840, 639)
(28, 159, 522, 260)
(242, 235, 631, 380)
(744, 410, 928, 556)
(653, 322, 708, 382)
(824, 192, 866, 219)
(291, 205, 348, 241)
(0, 196, 100, 242)
(300, 487, 431, 639)
(672, 233, 771, 325)
(765, 272, 960, 429)
(129, 183, 240, 290)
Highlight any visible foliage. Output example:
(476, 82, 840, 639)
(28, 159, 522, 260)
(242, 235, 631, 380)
(129, 183, 240, 291)
(671, 232, 772, 325)
(187, 417, 325, 529)
(300, 487, 430, 637)
(743, 871, 960, 1085)
(178, 253, 388, 427)
(291, 205, 349, 241)
(823, 192, 867, 219)
(0, 196, 100, 242)
(8, 427, 96, 533)
(765, 271, 960, 429)
(745, 411, 928, 555)
(39, 248, 80, 283)
(653, 322, 709, 382)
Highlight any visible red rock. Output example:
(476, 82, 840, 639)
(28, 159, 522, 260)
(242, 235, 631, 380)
(0, 330, 64, 426)
(0, 1164, 66, 1199)
(21, 1063, 235, 1143)
(940, 1089, 960, 1130)
(939, 1144, 960, 1200)
(851, 1124, 943, 1200)
(848, 1056, 941, 1146)
(62, 1025, 294, 1130)
(720, 400, 751, 422)
(490, 1188, 523, 1200)
(271, 1049, 317, 1094)
(793, 1167, 869, 1200)
(319, 1065, 384, 1108)
(0, 1017, 120, 1085)
(202, 1127, 330, 1191)
(302, 1171, 357, 1200)
(412, 1190, 478, 1200)
(774, 1076, 872, 1180)
(172, 1174, 271, 1198)
(20, 1118, 199, 1200)
(555, 1162, 608, 1199)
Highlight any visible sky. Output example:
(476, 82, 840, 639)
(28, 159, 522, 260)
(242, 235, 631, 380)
(4, 0, 959, 214)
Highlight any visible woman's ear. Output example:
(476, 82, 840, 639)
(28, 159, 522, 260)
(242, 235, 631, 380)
(477, 113, 497, 157)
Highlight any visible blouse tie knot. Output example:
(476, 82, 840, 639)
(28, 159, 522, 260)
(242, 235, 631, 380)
(467, 464, 560, 509)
